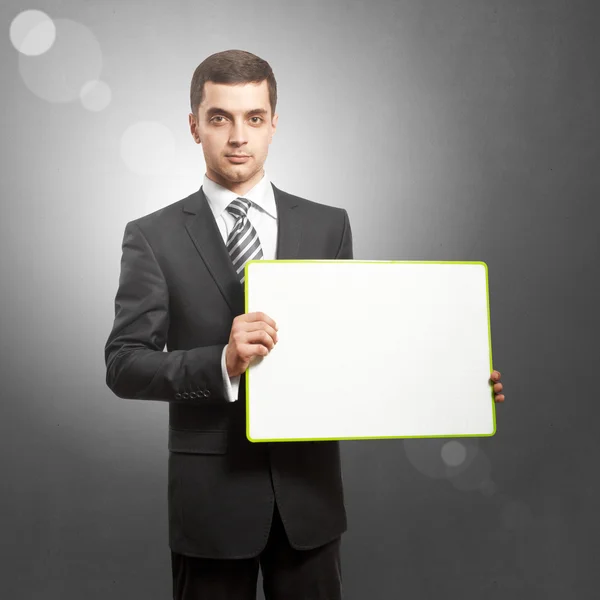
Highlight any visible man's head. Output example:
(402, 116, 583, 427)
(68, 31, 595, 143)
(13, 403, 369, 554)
(189, 49, 278, 195)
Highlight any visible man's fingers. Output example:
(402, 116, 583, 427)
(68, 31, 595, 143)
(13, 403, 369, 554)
(237, 321, 278, 342)
(239, 342, 270, 359)
(227, 316, 278, 376)
(493, 383, 503, 393)
(240, 330, 276, 350)
(243, 312, 278, 331)
(233, 328, 277, 347)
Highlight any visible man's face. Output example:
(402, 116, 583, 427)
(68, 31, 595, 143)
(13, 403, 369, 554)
(189, 80, 278, 193)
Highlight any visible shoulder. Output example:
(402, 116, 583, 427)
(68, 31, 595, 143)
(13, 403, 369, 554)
(126, 193, 192, 234)
(273, 184, 348, 222)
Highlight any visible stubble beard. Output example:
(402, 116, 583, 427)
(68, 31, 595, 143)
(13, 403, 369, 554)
(214, 158, 263, 185)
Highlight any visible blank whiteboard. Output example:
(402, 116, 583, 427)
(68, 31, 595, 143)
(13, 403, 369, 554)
(244, 260, 496, 442)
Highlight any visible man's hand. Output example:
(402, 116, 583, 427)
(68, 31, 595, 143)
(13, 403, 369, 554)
(490, 370, 505, 402)
(225, 312, 279, 378)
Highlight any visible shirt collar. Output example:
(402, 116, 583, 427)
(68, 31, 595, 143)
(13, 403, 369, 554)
(202, 170, 277, 220)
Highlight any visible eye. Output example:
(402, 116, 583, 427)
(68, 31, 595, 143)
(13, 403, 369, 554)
(210, 116, 226, 123)
(250, 116, 263, 124)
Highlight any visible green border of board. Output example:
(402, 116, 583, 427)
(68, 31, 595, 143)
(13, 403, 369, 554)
(244, 260, 496, 442)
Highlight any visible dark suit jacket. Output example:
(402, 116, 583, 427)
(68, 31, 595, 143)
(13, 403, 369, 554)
(104, 183, 353, 559)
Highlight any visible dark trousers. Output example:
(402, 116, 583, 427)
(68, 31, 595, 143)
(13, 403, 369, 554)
(171, 504, 343, 600)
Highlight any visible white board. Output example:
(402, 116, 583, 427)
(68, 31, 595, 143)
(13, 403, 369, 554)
(244, 260, 496, 441)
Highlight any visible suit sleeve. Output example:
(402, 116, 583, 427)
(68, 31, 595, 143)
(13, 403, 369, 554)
(104, 221, 228, 402)
(334, 209, 353, 260)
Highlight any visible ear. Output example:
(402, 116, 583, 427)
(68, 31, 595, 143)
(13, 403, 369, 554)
(189, 113, 201, 144)
(269, 113, 278, 143)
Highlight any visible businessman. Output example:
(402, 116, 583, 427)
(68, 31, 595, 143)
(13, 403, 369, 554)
(104, 49, 505, 599)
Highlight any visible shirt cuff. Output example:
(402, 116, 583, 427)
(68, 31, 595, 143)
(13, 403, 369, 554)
(221, 344, 240, 402)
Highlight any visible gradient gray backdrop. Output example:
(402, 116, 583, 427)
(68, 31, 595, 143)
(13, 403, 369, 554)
(2, 0, 599, 598)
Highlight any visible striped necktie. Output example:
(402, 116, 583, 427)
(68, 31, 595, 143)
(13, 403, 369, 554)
(226, 197, 263, 284)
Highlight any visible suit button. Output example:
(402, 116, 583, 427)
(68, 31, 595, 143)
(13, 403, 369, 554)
(175, 393, 181, 400)
(190, 391, 197, 399)
(204, 390, 211, 398)
(182, 392, 189, 399)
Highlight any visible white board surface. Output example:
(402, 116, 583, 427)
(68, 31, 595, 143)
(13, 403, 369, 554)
(244, 261, 496, 441)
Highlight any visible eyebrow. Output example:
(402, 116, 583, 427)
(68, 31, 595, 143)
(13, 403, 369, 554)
(205, 107, 269, 119)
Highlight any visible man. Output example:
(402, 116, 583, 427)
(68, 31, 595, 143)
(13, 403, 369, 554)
(104, 49, 505, 599)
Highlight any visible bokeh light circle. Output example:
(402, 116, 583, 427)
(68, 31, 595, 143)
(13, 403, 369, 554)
(10, 10, 56, 56)
(120, 122, 176, 176)
(441, 441, 467, 467)
(80, 80, 112, 112)
(404, 438, 481, 481)
(18, 19, 102, 103)
(404, 439, 455, 479)
(480, 479, 497, 496)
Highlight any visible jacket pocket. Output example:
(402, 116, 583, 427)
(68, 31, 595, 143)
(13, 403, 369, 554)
(168, 427, 228, 455)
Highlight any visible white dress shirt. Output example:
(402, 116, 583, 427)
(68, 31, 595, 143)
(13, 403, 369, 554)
(201, 171, 278, 402)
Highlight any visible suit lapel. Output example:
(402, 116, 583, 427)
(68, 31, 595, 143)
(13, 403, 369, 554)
(182, 183, 302, 316)
(183, 188, 243, 315)
(272, 183, 302, 260)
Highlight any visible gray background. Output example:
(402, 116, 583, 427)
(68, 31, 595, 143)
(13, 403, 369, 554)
(2, 0, 599, 598)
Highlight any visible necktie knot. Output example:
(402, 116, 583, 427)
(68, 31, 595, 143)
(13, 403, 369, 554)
(227, 197, 252, 221)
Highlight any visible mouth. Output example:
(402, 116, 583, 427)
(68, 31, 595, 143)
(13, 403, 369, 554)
(226, 154, 251, 164)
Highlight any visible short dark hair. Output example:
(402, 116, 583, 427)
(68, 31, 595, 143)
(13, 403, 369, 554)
(190, 49, 277, 117)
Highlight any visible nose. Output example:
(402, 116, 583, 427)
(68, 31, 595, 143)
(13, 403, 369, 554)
(229, 119, 249, 147)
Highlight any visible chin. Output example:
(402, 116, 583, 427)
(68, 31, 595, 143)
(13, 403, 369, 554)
(223, 169, 246, 182)
(223, 164, 259, 182)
